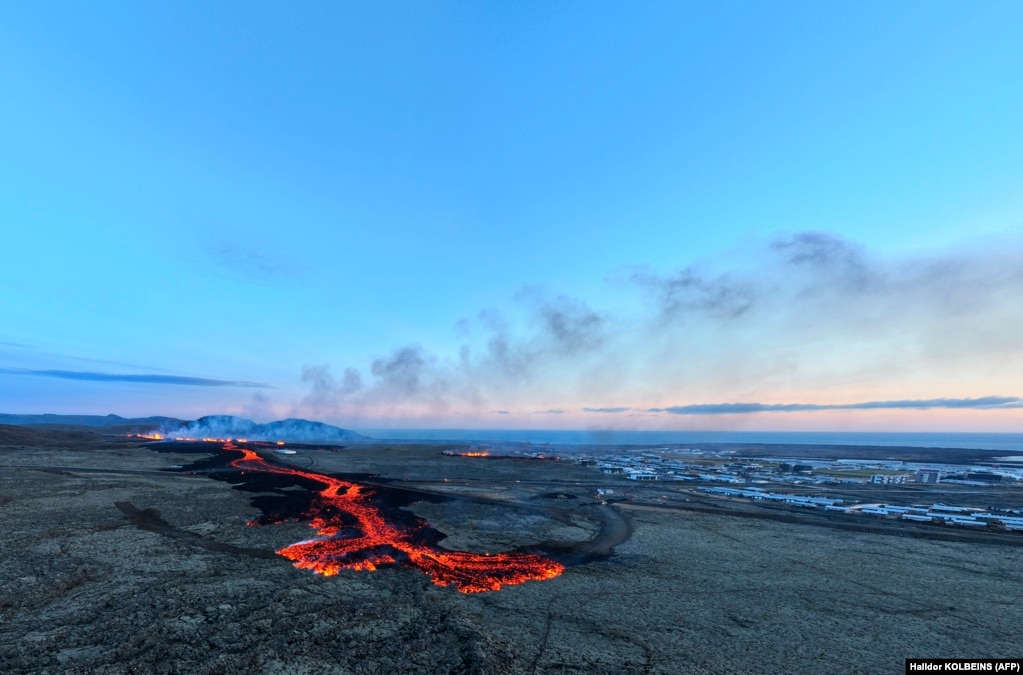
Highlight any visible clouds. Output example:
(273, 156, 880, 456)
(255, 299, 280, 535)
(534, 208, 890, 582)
(370, 347, 431, 396)
(649, 397, 1023, 415)
(295, 291, 610, 419)
(468, 293, 608, 382)
(12, 230, 1011, 428)
(241, 392, 277, 421)
(444, 397, 1023, 417)
(532, 293, 605, 354)
(204, 236, 302, 283)
(627, 232, 1023, 395)
(772, 231, 869, 273)
(300, 364, 362, 417)
(0, 368, 269, 388)
(295, 231, 1023, 425)
(629, 266, 756, 321)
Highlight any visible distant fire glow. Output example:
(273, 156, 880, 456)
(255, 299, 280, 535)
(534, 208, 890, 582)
(132, 433, 165, 440)
(209, 442, 563, 592)
(443, 448, 559, 461)
(443, 449, 492, 457)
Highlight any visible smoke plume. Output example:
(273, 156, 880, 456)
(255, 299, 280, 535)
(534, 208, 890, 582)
(296, 231, 1023, 423)
(163, 415, 367, 442)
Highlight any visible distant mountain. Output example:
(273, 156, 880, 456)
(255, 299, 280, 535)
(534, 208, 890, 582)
(0, 424, 106, 447)
(0, 413, 185, 428)
(163, 415, 368, 442)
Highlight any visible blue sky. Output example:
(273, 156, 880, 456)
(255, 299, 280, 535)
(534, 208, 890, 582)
(1, 2, 1021, 430)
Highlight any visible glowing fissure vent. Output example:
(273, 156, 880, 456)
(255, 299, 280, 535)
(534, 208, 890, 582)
(221, 443, 563, 593)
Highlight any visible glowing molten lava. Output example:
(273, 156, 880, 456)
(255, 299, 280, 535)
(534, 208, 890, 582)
(220, 443, 563, 593)
(131, 433, 165, 440)
(442, 449, 492, 457)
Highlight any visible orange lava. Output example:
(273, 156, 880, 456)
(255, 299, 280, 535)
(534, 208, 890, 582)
(222, 443, 564, 593)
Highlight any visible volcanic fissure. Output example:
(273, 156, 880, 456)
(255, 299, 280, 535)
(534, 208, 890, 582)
(151, 440, 565, 593)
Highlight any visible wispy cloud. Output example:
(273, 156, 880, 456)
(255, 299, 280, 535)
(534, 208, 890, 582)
(211, 241, 300, 281)
(584, 407, 631, 413)
(628, 266, 755, 321)
(649, 397, 1023, 415)
(532, 409, 565, 414)
(0, 368, 270, 388)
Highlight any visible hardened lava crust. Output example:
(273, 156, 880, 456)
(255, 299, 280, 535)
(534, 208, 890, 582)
(2, 427, 1023, 673)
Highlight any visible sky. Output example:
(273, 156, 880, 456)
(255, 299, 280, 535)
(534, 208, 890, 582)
(1, 2, 1022, 432)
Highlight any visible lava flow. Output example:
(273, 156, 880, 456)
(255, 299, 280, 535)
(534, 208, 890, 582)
(216, 442, 563, 593)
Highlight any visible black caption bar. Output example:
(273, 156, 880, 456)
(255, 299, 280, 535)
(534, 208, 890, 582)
(907, 660, 1022, 673)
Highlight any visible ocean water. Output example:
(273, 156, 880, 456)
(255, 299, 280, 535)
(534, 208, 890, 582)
(354, 429, 1023, 452)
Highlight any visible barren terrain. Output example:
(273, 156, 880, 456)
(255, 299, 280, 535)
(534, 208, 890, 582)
(2, 431, 1022, 673)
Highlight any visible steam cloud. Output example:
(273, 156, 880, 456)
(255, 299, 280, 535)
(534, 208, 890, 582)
(297, 231, 1023, 421)
(163, 415, 366, 442)
(299, 292, 609, 417)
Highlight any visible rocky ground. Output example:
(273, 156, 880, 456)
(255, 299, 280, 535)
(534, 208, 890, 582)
(2, 436, 1022, 673)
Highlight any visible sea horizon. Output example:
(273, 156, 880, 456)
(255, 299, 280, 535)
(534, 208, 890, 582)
(353, 428, 1023, 452)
